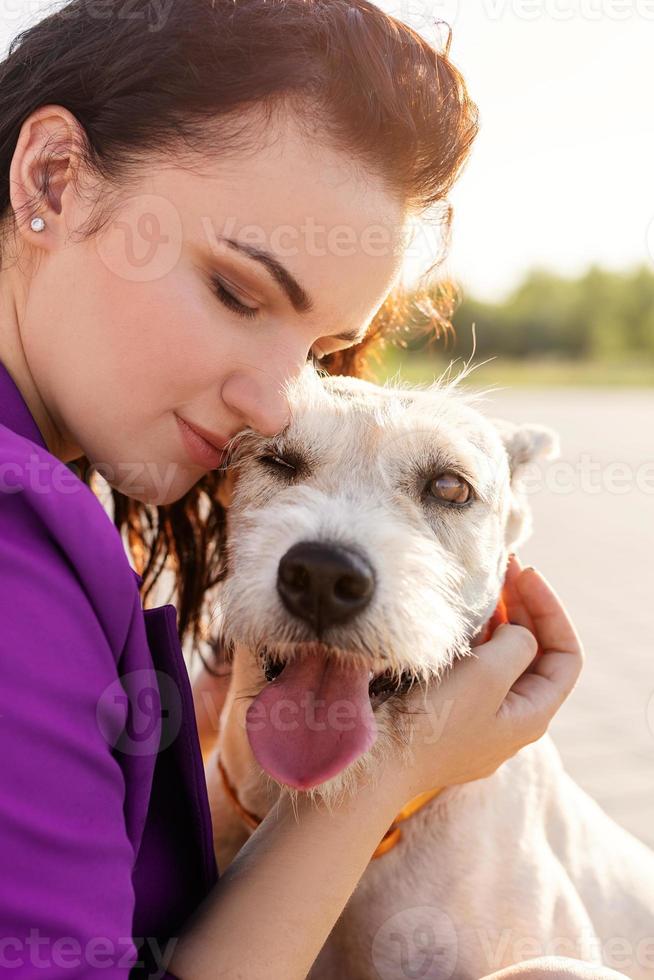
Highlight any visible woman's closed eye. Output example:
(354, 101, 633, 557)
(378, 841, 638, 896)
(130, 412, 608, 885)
(211, 274, 259, 320)
(210, 271, 351, 365)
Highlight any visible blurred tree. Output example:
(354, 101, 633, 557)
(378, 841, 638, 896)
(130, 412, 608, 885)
(406, 263, 654, 361)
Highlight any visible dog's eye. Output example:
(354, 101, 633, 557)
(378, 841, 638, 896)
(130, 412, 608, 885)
(259, 453, 297, 473)
(426, 472, 472, 505)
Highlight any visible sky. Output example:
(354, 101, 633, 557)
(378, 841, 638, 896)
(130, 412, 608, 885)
(2, 0, 652, 301)
(375, 0, 654, 299)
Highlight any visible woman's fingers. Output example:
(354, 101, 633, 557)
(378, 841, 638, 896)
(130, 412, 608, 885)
(499, 565, 584, 727)
(469, 553, 533, 650)
(516, 566, 582, 658)
(462, 621, 539, 707)
(508, 645, 584, 720)
(502, 553, 537, 635)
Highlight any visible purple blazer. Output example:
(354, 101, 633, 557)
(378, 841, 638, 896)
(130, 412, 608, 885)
(0, 361, 218, 978)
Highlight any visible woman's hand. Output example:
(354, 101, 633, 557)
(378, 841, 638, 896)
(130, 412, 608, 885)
(391, 554, 585, 801)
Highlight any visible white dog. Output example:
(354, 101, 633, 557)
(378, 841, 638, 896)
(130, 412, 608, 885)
(203, 365, 654, 980)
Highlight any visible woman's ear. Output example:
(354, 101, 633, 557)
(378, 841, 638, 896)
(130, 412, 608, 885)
(9, 104, 86, 250)
(489, 418, 560, 551)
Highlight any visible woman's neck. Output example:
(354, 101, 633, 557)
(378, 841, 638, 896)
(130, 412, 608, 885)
(0, 265, 81, 462)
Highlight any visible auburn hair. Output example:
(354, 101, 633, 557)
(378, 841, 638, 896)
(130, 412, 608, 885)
(0, 0, 478, 668)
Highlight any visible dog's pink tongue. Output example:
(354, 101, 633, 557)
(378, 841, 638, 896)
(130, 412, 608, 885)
(246, 652, 377, 790)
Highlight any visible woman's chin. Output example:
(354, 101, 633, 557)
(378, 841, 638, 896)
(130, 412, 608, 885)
(107, 471, 197, 507)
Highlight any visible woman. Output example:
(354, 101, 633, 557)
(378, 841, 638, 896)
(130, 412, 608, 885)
(0, 2, 596, 978)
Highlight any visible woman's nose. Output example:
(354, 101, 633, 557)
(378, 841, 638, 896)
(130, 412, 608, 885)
(220, 371, 291, 437)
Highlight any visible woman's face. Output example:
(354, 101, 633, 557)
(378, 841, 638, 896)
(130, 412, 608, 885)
(14, 110, 407, 504)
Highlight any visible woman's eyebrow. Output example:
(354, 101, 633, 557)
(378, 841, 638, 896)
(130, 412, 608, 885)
(220, 236, 314, 315)
(218, 236, 365, 345)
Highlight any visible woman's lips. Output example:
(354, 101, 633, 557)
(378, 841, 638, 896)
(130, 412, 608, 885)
(176, 414, 228, 469)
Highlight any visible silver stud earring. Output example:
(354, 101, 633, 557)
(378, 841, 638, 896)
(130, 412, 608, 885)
(30, 216, 45, 233)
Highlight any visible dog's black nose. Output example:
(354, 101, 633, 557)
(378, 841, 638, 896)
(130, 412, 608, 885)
(277, 541, 375, 631)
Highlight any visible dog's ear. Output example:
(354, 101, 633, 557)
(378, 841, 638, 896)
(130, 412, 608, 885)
(489, 418, 560, 550)
(216, 468, 237, 509)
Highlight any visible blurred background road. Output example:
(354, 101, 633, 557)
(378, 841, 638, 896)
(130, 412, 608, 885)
(478, 385, 654, 849)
